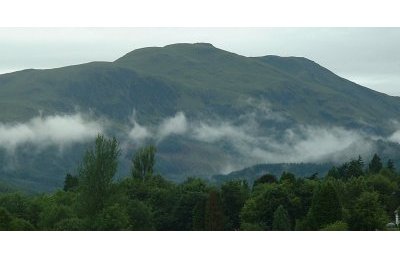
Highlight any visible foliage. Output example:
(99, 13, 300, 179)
(0, 138, 398, 231)
(348, 192, 388, 230)
(307, 182, 342, 229)
(321, 221, 348, 231)
(204, 189, 224, 231)
(220, 180, 249, 230)
(0, 207, 12, 230)
(93, 204, 130, 231)
(253, 174, 278, 186)
(369, 154, 383, 174)
(63, 174, 79, 192)
(272, 205, 291, 231)
(241, 183, 290, 230)
(131, 145, 156, 182)
(78, 135, 120, 217)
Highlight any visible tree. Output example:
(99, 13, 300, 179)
(204, 189, 224, 231)
(192, 198, 207, 231)
(241, 184, 289, 230)
(63, 173, 79, 191)
(78, 135, 120, 217)
(308, 182, 342, 229)
(253, 174, 277, 187)
(280, 172, 296, 184)
(369, 154, 382, 174)
(0, 207, 12, 230)
(9, 218, 35, 231)
(173, 178, 208, 231)
(0, 193, 31, 221)
(38, 204, 75, 230)
(349, 192, 388, 230)
(347, 158, 364, 178)
(126, 200, 154, 230)
(131, 145, 156, 182)
(327, 166, 340, 179)
(272, 205, 291, 231)
(220, 180, 249, 230)
(93, 204, 130, 230)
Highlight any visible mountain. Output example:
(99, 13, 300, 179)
(1, 43, 400, 192)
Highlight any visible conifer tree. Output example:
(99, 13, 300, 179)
(369, 154, 382, 174)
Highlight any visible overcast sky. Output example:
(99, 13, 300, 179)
(1, 28, 399, 96)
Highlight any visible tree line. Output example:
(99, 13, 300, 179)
(1, 135, 399, 231)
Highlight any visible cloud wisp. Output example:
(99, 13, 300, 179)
(0, 108, 389, 174)
(127, 111, 188, 144)
(0, 113, 104, 151)
(125, 110, 379, 173)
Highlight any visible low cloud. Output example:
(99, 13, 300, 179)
(127, 111, 188, 143)
(191, 119, 375, 171)
(126, 109, 378, 173)
(1, 109, 387, 175)
(128, 121, 152, 144)
(0, 113, 103, 151)
(157, 112, 188, 140)
(388, 130, 400, 144)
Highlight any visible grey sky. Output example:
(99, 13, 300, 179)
(1, 28, 399, 96)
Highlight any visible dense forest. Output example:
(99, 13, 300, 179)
(1, 135, 399, 231)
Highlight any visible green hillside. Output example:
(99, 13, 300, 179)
(115, 43, 400, 133)
(1, 42, 400, 192)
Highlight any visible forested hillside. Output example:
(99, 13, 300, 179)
(1, 135, 398, 231)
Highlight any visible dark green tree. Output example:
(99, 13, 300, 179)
(192, 198, 207, 231)
(347, 158, 364, 178)
(253, 174, 277, 187)
(369, 154, 382, 174)
(220, 180, 249, 230)
(78, 135, 120, 217)
(241, 184, 289, 230)
(131, 145, 156, 182)
(126, 200, 154, 230)
(308, 182, 342, 229)
(173, 178, 208, 230)
(63, 173, 79, 191)
(272, 205, 291, 231)
(280, 172, 296, 184)
(0, 193, 31, 221)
